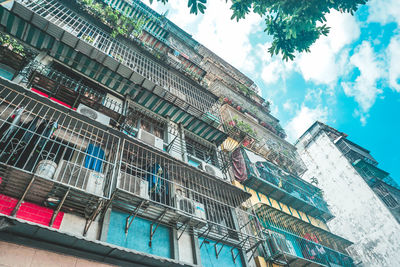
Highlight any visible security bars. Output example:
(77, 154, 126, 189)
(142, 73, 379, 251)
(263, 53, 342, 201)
(17, 0, 220, 120)
(0, 81, 262, 250)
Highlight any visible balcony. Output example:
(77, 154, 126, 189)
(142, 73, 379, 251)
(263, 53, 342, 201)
(13, 0, 219, 120)
(264, 230, 354, 267)
(220, 104, 306, 177)
(236, 148, 333, 220)
(23, 61, 125, 117)
(112, 137, 262, 250)
(0, 78, 262, 250)
(0, 78, 120, 220)
(256, 204, 353, 267)
(336, 138, 378, 166)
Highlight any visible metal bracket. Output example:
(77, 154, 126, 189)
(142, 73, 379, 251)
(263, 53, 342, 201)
(176, 221, 189, 241)
(199, 226, 212, 248)
(214, 242, 225, 259)
(246, 241, 261, 262)
(125, 200, 146, 234)
(149, 209, 167, 247)
(11, 176, 35, 217)
(83, 199, 104, 236)
(49, 188, 70, 227)
(166, 134, 178, 152)
(231, 248, 240, 263)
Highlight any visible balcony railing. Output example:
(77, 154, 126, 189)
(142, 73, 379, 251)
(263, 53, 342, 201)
(21, 61, 125, 116)
(241, 148, 333, 220)
(0, 80, 262, 249)
(220, 104, 306, 177)
(0, 81, 121, 192)
(264, 230, 354, 267)
(17, 0, 220, 120)
(256, 203, 353, 264)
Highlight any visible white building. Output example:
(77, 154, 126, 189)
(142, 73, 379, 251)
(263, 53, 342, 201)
(295, 122, 400, 267)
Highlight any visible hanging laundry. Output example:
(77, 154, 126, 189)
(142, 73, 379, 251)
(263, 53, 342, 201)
(0, 116, 39, 166)
(84, 143, 105, 172)
(24, 120, 59, 171)
(232, 148, 248, 182)
(146, 163, 169, 205)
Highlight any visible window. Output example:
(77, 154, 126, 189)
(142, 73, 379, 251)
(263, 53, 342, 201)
(374, 184, 399, 209)
(139, 116, 165, 140)
(185, 137, 219, 167)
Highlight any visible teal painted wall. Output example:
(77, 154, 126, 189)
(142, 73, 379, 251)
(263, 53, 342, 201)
(198, 238, 243, 267)
(107, 210, 172, 258)
(0, 68, 13, 80)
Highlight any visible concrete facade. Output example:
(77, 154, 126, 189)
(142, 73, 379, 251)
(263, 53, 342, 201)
(0, 241, 115, 267)
(297, 124, 400, 266)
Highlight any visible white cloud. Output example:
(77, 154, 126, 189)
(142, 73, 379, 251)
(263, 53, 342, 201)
(282, 99, 299, 114)
(285, 105, 329, 143)
(367, 0, 400, 26)
(258, 42, 295, 86)
(387, 34, 400, 92)
(193, 1, 262, 72)
(145, 0, 262, 73)
(259, 10, 360, 86)
(296, 11, 360, 85)
(341, 41, 384, 115)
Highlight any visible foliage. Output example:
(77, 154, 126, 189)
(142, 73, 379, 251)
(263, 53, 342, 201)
(237, 83, 255, 97)
(78, 0, 150, 39)
(228, 116, 257, 138)
(150, 0, 367, 60)
(0, 32, 25, 56)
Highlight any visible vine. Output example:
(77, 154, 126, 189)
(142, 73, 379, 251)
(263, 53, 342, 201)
(0, 32, 25, 56)
(77, 0, 151, 39)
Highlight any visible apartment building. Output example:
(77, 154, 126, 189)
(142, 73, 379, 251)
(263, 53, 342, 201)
(296, 122, 400, 266)
(0, 0, 353, 266)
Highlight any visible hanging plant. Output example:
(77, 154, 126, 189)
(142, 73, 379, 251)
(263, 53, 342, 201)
(77, 0, 151, 39)
(0, 32, 25, 57)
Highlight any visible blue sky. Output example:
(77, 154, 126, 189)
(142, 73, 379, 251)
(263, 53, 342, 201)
(145, 0, 400, 183)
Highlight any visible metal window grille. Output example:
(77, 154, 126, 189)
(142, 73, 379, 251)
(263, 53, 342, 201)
(18, 0, 220, 121)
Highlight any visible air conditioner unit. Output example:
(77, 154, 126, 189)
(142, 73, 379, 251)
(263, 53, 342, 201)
(137, 129, 164, 150)
(118, 171, 149, 199)
(268, 231, 296, 256)
(175, 194, 206, 222)
(199, 161, 225, 180)
(77, 104, 111, 126)
(54, 160, 105, 196)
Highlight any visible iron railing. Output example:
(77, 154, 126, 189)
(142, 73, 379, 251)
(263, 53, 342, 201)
(256, 203, 351, 255)
(0, 81, 261, 248)
(0, 82, 121, 198)
(264, 230, 354, 267)
(22, 61, 125, 114)
(250, 159, 331, 216)
(17, 0, 220, 120)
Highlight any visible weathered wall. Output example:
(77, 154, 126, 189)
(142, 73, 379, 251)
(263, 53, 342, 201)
(107, 210, 172, 259)
(0, 241, 115, 267)
(59, 213, 100, 241)
(297, 132, 400, 267)
(198, 237, 243, 267)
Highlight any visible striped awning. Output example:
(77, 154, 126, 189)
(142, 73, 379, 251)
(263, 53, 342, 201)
(134, 89, 226, 144)
(0, 3, 227, 145)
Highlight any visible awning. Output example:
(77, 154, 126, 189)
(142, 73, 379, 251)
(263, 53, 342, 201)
(0, 3, 227, 145)
(0, 214, 194, 267)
